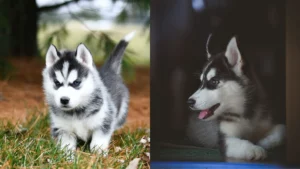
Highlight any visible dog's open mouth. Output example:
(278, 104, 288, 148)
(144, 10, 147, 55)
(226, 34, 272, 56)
(198, 103, 220, 120)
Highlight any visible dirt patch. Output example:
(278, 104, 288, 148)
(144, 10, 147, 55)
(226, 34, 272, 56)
(0, 58, 149, 128)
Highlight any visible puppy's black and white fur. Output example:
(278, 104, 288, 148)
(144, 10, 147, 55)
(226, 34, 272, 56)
(187, 35, 285, 160)
(42, 32, 135, 157)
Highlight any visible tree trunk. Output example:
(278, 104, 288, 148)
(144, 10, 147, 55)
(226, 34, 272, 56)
(8, 0, 38, 57)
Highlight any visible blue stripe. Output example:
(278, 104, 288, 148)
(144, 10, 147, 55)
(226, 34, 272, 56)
(151, 161, 285, 169)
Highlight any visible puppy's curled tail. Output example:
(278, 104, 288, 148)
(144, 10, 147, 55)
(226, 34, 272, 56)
(102, 31, 135, 75)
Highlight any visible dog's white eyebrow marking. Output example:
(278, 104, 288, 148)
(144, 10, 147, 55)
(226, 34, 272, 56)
(207, 68, 216, 81)
(200, 60, 212, 84)
(62, 62, 69, 78)
(68, 70, 78, 83)
(55, 71, 64, 83)
(202, 59, 214, 78)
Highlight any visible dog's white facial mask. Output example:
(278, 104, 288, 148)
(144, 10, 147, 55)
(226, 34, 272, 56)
(43, 44, 97, 111)
(53, 69, 95, 110)
(189, 68, 223, 120)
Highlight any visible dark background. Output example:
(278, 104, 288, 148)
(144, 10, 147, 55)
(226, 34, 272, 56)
(150, 0, 285, 159)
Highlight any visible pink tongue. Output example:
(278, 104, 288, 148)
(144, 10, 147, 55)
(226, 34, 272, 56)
(199, 110, 209, 119)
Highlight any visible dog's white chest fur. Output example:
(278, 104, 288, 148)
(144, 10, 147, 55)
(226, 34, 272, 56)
(220, 115, 273, 140)
(220, 119, 253, 138)
(51, 110, 108, 141)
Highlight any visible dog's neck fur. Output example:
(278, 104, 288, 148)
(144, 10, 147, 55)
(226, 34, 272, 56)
(240, 59, 270, 120)
(218, 56, 273, 141)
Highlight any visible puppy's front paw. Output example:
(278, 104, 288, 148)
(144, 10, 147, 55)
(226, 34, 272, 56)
(57, 145, 76, 162)
(225, 137, 267, 161)
(227, 144, 267, 161)
(90, 143, 109, 157)
(246, 145, 267, 160)
(65, 151, 75, 162)
(90, 130, 112, 157)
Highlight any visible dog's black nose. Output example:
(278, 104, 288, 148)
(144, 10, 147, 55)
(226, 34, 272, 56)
(60, 97, 70, 105)
(187, 99, 196, 106)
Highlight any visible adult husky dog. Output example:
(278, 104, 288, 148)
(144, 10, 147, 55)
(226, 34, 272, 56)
(42, 32, 135, 157)
(187, 35, 285, 160)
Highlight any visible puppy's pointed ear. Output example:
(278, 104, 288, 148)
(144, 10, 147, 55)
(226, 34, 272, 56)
(75, 43, 93, 67)
(225, 37, 243, 75)
(46, 45, 59, 68)
(206, 34, 212, 59)
(225, 37, 242, 66)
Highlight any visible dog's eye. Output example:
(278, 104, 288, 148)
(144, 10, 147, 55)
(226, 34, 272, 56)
(72, 80, 81, 87)
(210, 78, 220, 85)
(54, 80, 62, 87)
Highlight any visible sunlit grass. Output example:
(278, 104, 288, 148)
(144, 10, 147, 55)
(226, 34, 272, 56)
(0, 113, 150, 168)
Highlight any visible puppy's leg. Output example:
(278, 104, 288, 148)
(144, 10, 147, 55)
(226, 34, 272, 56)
(90, 128, 113, 157)
(115, 98, 128, 130)
(225, 137, 267, 161)
(56, 132, 77, 160)
(257, 124, 285, 149)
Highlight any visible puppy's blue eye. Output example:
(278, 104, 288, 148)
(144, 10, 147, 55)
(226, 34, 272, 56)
(54, 80, 62, 87)
(72, 80, 81, 87)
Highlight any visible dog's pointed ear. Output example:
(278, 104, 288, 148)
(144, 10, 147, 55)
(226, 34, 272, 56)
(46, 45, 59, 68)
(75, 43, 93, 67)
(206, 34, 212, 59)
(225, 37, 243, 73)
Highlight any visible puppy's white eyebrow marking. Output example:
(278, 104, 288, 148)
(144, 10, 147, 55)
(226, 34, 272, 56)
(200, 74, 204, 81)
(202, 59, 213, 77)
(68, 70, 78, 83)
(55, 71, 64, 83)
(207, 68, 216, 81)
(62, 62, 69, 78)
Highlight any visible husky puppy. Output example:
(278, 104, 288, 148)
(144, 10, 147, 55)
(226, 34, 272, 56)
(187, 35, 285, 160)
(42, 32, 135, 157)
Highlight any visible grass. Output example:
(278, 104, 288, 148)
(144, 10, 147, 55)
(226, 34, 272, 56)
(38, 21, 150, 67)
(0, 113, 150, 168)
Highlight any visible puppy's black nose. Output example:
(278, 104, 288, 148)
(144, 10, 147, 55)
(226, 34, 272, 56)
(187, 99, 196, 107)
(60, 97, 70, 105)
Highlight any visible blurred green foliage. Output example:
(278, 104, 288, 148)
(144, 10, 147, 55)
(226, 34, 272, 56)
(0, 0, 150, 80)
(41, 25, 69, 51)
(39, 0, 149, 80)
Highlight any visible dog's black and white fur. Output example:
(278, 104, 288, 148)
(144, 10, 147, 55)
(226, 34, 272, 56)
(187, 35, 285, 160)
(42, 32, 135, 157)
